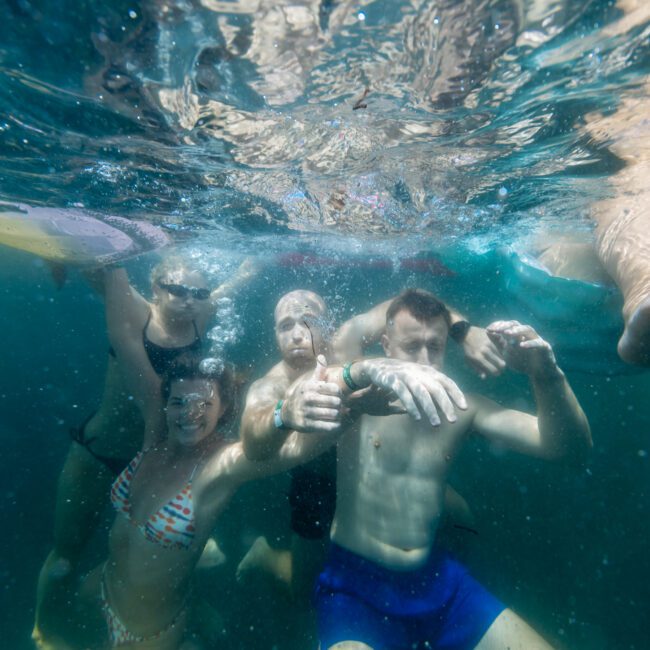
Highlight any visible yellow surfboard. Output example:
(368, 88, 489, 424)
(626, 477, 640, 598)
(0, 204, 169, 266)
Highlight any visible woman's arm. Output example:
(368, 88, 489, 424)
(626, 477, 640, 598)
(211, 257, 260, 303)
(202, 430, 342, 507)
(103, 267, 164, 445)
(193, 257, 260, 334)
(81, 267, 150, 311)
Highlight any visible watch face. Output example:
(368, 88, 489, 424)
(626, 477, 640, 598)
(450, 320, 471, 342)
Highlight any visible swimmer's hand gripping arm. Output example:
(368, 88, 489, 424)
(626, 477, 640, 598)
(331, 295, 504, 377)
(470, 321, 592, 465)
(241, 356, 343, 461)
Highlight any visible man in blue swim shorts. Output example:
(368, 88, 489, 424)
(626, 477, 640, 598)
(316, 288, 592, 650)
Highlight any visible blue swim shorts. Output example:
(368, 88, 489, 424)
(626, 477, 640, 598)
(315, 543, 504, 650)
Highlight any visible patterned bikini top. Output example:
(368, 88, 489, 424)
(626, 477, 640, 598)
(110, 449, 199, 550)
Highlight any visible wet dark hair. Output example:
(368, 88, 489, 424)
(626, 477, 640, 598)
(386, 288, 451, 329)
(161, 354, 235, 425)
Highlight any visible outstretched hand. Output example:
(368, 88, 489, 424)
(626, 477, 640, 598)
(462, 326, 506, 378)
(486, 321, 560, 378)
(282, 355, 343, 433)
(357, 358, 467, 426)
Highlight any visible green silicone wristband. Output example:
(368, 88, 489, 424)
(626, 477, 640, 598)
(273, 400, 288, 430)
(342, 362, 361, 391)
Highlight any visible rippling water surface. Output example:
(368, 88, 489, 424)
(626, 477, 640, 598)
(1, 0, 647, 254)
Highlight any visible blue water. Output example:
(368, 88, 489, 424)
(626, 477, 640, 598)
(1, 1, 650, 648)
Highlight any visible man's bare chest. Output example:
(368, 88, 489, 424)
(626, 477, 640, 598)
(357, 414, 468, 478)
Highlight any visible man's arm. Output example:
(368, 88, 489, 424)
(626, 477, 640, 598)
(242, 353, 472, 461)
(331, 299, 394, 361)
(331, 294, 505, 376)
(240, 371, 292, 461)
(471, 321, 592, 464)
(241, 357, 343, 461)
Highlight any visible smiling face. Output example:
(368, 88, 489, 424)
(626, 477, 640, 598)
(382, 309, 449, 370)
(152, 268, 211, 322)
(165, 377, 224, 447)
(274, 290, 328, 371)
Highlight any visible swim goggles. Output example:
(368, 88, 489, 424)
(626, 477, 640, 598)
(159, 282, 211, 300)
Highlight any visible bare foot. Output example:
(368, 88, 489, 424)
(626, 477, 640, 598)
(31, 626, 73, 650)
(236, 536, 273, 581)
(196, 537, 226, 570)
(618, 295, 650, 365)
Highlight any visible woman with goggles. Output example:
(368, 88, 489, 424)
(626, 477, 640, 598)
(33, 253, 257, 650)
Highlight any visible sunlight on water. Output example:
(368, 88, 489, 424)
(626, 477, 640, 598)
(0, 0, 646, 251)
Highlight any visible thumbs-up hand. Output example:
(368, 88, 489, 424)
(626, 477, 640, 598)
(281, 355, 343, 434)
(314, 354, 327, 381)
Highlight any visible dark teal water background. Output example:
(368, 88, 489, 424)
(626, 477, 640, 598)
(2, 243, 650, 649)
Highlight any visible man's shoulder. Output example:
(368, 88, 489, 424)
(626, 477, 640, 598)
(465, 391, 524, 422)
(249, 361, 291, 394)
(465, 391, 501, 409)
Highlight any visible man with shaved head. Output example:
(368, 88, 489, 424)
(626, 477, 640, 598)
(238, 289, 343, 605)
(245, 289, 340, 453)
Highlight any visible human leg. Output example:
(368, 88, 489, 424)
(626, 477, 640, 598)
(586, 82, 650, 365)
(34, 441, 115, 646)
(474, 608, 553, 650)
(317, 589, 392, 650)
(287, 449, 337, 598)
(236, 536, 293, 586)
(316, 544, 432, 650)
(237, 449, 336, 597)
(196, 537, 226, 569)
(594, 190, 650, 365)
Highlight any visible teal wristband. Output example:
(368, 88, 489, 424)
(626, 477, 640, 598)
(273, 400, 288, 430)
(342, 362, 360, 391)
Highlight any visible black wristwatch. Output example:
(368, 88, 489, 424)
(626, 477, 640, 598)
(449, 320, 472, 343)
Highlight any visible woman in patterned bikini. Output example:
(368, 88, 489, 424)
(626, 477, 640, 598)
(87, 354, 338, 649)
